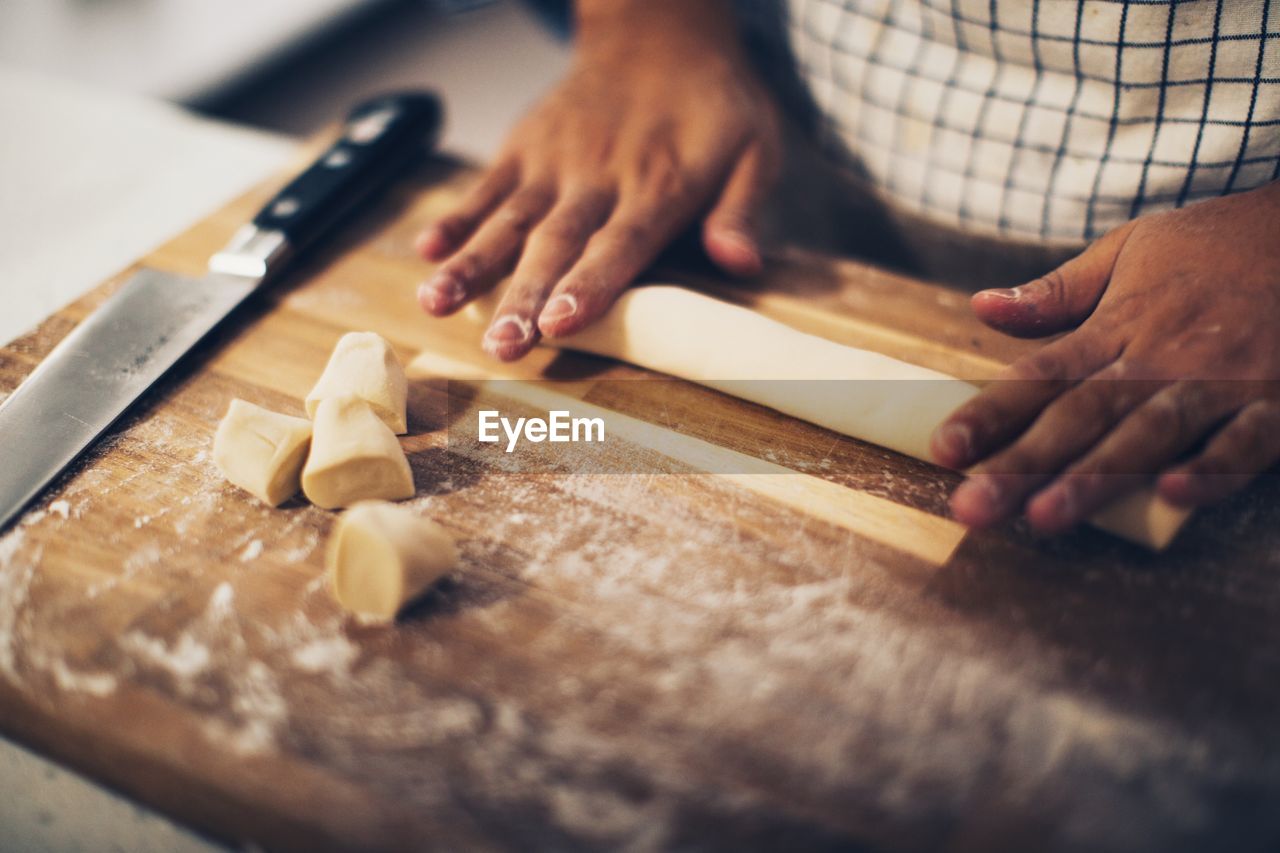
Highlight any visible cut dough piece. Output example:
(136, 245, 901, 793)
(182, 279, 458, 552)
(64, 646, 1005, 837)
(302, 396, 415, 509)
(326, 501, 459, 623)
(212, 399, 312, 506)
(306, 332, 408, 434)
(457, 285, 1190, 550)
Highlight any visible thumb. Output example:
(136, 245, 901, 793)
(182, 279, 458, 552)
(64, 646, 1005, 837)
(972, 221, 1135, 338)
(702, 143, 776, 277)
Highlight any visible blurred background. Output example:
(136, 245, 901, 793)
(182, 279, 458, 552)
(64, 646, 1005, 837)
(0, 3, 569, 850)
(0, 0, 571, 158)
(0, 0, 574, 348)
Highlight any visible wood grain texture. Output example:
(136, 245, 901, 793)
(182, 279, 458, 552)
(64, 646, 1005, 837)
(407, 349, 968, 566)
(2, 154, 1280, 852)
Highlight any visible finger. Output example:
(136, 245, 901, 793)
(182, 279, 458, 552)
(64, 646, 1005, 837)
(537, 204, 691, 338)
(948, 361, 1164, 528)
(931, 329, 1121, 469)
(1027, 380, 1241, 532)
(482, 189, 614, 360)
(971, 221, 1135, 338)
(702, 143, 776, 277)
(417, 184, 555, 316)
(415, 159, 519, 261)
(1158, 398, 1280, 506)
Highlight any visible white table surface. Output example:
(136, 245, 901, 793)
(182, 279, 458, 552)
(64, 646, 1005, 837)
(0, 68, 295, 346)
(0, 0, 386, 103)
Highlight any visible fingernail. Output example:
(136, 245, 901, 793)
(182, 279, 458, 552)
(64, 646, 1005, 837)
(483, 314, 533, 354)
(415, 225, 449, 258)
(933, 422, 973, 466)
(540, 294, 578, 324)
(1157, 470, 1198, 505)
(1032, 482, 1077, 528)
(982, 288, 1018, 300)
(970, 475, 1003, 507)
(417, 271, 466, 313)
(952, 474, 1005, 524)
(716, 228, 763, 271)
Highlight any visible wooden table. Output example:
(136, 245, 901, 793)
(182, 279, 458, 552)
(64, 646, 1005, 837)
(1, 153, 1278, 852)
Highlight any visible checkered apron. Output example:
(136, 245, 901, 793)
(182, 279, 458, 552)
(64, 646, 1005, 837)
(765, 0, 1280, 244)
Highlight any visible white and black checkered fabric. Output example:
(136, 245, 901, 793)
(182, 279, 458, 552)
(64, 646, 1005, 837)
(762, 0, 1280, 244)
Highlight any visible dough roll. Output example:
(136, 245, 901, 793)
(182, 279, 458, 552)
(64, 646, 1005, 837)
(212, 399, 312, 506)
(544, 286, 1191, 550)
(302, 396, 415, 509)
(326, 501, 459, 623)
(307, 332, 408, 434)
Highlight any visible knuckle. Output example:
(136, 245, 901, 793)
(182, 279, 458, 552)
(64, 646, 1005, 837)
(1013, 349, 1070, 382)
(650, 170, 696, 205)
(466, 165, 514, 206)
(633, 142, 697, 203)
(1229, 401, 1280, 456)
(607, 219, 653, 249)
(1040, 270, 1069, 311)
(1137, 384, 1191, 436)
(1060, 465, 1113, 496)
(430, 215, 468, 243)
(707, 210, 752, 235)
(498, 202, 544, 235)
(537, 215, 588, 247)
(1058, 376, 1125, 425)
(1081, 365, 1149, 412)
(444, 252, 484, 283)
(987, 444, 1045, 477)
(757, 131, 784, 172)
(952, 395, 1019, 446)
(1240, 399, 1280, 431)
(582, 137, 618, 170)
(433, 209, 463, 228)
(947, 400, 990, 435)
(566, 183, 617, 215)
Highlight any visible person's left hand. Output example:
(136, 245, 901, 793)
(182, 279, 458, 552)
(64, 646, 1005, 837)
(930, 182, 1280, 534)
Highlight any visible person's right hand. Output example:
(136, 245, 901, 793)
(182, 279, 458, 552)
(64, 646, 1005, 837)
(414, 1, 782, 360)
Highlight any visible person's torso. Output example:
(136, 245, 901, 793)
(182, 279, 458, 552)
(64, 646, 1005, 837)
(773, 0, 1280, 244)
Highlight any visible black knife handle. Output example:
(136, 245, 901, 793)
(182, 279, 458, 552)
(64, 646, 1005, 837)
(251, 92, 443, 254)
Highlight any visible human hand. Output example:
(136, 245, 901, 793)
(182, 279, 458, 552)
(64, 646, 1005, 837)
(415, 0, 782, 360)
(931, 182, 1280, 533)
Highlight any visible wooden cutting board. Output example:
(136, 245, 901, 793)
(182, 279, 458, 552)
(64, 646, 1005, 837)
(2, 149, 1280, 852)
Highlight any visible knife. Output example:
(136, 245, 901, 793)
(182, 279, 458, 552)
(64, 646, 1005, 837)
(0, 91, 443, 532)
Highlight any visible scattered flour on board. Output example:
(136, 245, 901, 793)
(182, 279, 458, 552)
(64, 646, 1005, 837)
(117, 583, 234, 690)
(291, 636, 358, 675)
(203, 660, 288, 756)
(0, 394, 1274, 848)
(120, 631, 212, 685)
(115, 581, 291, 755)
(0, 548, 35, 686)
(0, 409, 306, 755)
(49, 659, 117, 697)
(0, 529, 118, 697)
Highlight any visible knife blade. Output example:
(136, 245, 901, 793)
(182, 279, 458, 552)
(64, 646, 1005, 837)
(0, 91, 443, 531)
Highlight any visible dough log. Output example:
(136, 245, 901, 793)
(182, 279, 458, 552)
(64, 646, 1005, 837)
(326, 501, 459, 623)
(212, 399, 312, 506)
(302, 396, 415, 509)
(307, 332, 408, 434)
(520, 286, 1191, 550)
